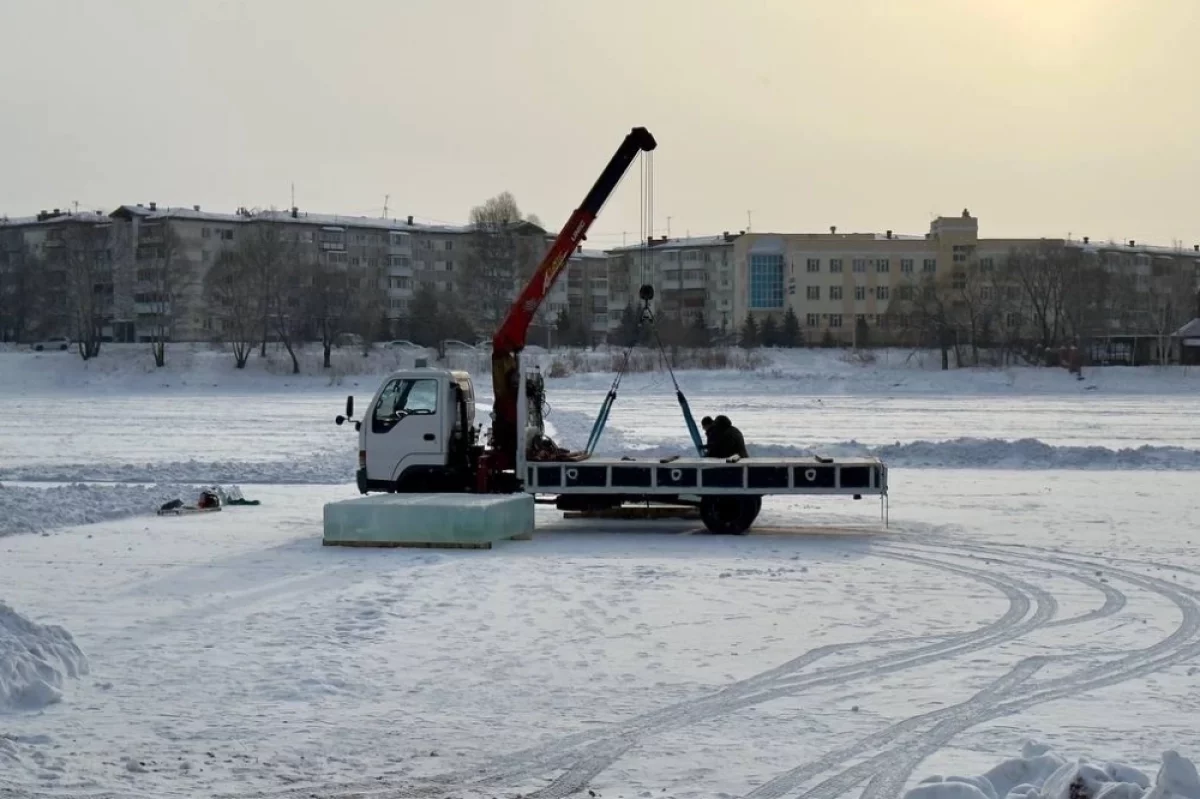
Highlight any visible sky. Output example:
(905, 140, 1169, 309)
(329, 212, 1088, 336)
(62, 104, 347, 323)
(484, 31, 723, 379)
(1, 0, 1198, 249)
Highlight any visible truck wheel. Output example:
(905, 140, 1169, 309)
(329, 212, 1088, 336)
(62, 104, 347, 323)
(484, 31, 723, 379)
(699, 496, 762, 535)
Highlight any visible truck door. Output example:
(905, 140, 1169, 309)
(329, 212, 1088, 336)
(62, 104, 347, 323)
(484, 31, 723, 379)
(366, 376, 446, 485)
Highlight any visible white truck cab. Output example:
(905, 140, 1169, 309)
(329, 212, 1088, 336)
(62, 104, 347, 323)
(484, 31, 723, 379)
(345, 366, 477, 494)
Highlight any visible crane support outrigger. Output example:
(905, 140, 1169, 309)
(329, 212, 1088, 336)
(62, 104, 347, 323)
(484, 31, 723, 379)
(335, 127, 888, 535)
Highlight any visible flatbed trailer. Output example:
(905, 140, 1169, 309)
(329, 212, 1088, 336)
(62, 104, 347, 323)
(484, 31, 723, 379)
(513, 369, 889, 534)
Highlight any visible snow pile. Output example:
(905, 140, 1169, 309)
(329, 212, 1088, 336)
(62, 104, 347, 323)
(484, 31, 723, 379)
(905, 742, 1200, 799)
(4, 344, 1199, 398)
(0, 601, 88, 712)
(0, 451, 353, 486)
(0, 482, 195, 536)
(610, 438, 1200, 471)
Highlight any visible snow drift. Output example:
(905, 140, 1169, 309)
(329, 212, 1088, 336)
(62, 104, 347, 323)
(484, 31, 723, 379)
(0, 452, 353, 487)
(0, 482, 195, 537)
(905, 742, 1200, 799)
(0, 601, 88, 712)
(606, 437, 1200, 471)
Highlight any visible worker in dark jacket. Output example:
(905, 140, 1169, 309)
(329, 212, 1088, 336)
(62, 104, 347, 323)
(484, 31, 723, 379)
(704, 414, 748, 459)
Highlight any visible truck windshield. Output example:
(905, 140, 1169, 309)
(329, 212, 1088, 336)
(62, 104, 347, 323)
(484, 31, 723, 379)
(374, 378, 439, 423)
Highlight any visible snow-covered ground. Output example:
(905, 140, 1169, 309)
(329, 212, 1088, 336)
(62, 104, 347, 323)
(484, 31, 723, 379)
(1, 346, 1199, 798)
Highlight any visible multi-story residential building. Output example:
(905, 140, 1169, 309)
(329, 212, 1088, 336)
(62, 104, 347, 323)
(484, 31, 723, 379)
(604, 233, 742, 338)
(0, 203, 615, 345)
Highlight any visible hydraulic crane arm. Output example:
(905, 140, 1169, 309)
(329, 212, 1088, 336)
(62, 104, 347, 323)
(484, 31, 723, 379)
(488, 126, 656, 473)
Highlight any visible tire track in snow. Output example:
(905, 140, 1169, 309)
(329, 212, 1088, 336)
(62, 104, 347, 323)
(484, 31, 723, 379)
(745, 542, 1200, 799)
(454, 549, 1060, 797)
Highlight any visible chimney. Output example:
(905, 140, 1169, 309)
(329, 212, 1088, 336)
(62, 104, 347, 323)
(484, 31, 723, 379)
(291, 206, 298, 219)
(886, 229, 892, 239)
(1194, 244, 1198, 252)
(53, 208, 60, 214)
(962, 208, 970, 218)
(1083, 236, 1089, 244)
(830, 225, 837, 234)
(1129, 240, 1136, 247)
(149, 201, 156, 211)
(406, 215, 413, 225)
(193, 204, 201, 212)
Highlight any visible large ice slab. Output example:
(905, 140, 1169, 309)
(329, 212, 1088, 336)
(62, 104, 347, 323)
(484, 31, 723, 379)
(322, 492, 534, 549)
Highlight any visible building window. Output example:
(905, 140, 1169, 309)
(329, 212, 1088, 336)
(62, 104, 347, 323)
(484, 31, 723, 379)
(1006, 312, 1022, 328)
(953, 245, 970, 264)
(829, 285, 843, 300)
(806, 313, 820, 327)
(749, 253, 785, 309)
(923, 258, 937, 273)
(389, 255, 410, 268)
(806, 285, 820, 300)
(981, 286, 993, 300)
(899, 285, 913, 301)
(901, 258, 914, 273)
(980, 257, 994, 271)
(854, 285, 866, 301)
(806, 258, 820, 273)
(853, 258, 867, 273)
(829, 258, 843, 273)
(201, 227, 211, 239)
(829, 314, 843, 328)
(876, 259, 890, 273)
(877, 286, 890, 300)
(952, 270, 966, 290)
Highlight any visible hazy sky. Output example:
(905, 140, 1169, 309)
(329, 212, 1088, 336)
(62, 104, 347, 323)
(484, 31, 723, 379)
(2, 0, 1197, 248)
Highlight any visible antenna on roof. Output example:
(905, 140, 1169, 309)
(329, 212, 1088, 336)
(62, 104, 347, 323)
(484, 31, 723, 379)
(291, 182, 295, 211)
(383, 194, 389, 218)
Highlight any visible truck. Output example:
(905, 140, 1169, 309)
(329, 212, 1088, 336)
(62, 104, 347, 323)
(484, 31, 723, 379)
(336, 127, 888, 534)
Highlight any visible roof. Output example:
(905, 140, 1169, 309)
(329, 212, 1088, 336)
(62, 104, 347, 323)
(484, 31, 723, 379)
(1069, 239, 1200, 258)
(605, 234, 737, 254)
(1173, 318, 1200, 338)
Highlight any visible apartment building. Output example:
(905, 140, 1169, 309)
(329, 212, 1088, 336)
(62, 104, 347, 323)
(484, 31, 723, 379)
(732, 210, 1200, 345)
(604, 233, 742, 337)
(1, 203, 609, 344)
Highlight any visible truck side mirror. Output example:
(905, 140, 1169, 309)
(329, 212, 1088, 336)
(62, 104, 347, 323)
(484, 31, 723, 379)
(345, 396, 354, 418)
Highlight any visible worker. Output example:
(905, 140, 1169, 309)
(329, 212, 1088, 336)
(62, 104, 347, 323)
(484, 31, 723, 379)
(704, 414, 748, 459)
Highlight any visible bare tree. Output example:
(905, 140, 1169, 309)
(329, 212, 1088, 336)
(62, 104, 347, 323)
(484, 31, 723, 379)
(1142, 259, 1198, 364)
(304, 253, 360, 369)
(51, 222, 113, 360)
(204, 249, 258, 368)
(886, 274, 957, 369)
(460, 192, 544, 330)
(997, 242, 1088, 355)
(138, 222, 194, 367)
(239, 220, 308, 373)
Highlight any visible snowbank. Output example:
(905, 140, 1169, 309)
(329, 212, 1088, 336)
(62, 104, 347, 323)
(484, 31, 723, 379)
(0, 453, 354, 486)
(0, 482, 195, 537)
(0, 602, 88, 712)
(3, 343, 1198, 397)
(906, 742, 1200, 799)
(601, 437, 1200, 471)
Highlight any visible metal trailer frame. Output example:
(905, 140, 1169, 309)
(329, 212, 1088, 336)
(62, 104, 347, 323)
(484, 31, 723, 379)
(516, 366, 890, 526)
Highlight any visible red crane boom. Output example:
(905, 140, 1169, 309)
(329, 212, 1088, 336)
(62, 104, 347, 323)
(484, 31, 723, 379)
(487, 127, 656, 478)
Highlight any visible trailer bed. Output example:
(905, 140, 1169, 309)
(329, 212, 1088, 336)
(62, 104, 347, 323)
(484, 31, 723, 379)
(524, 455, 886, 497)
